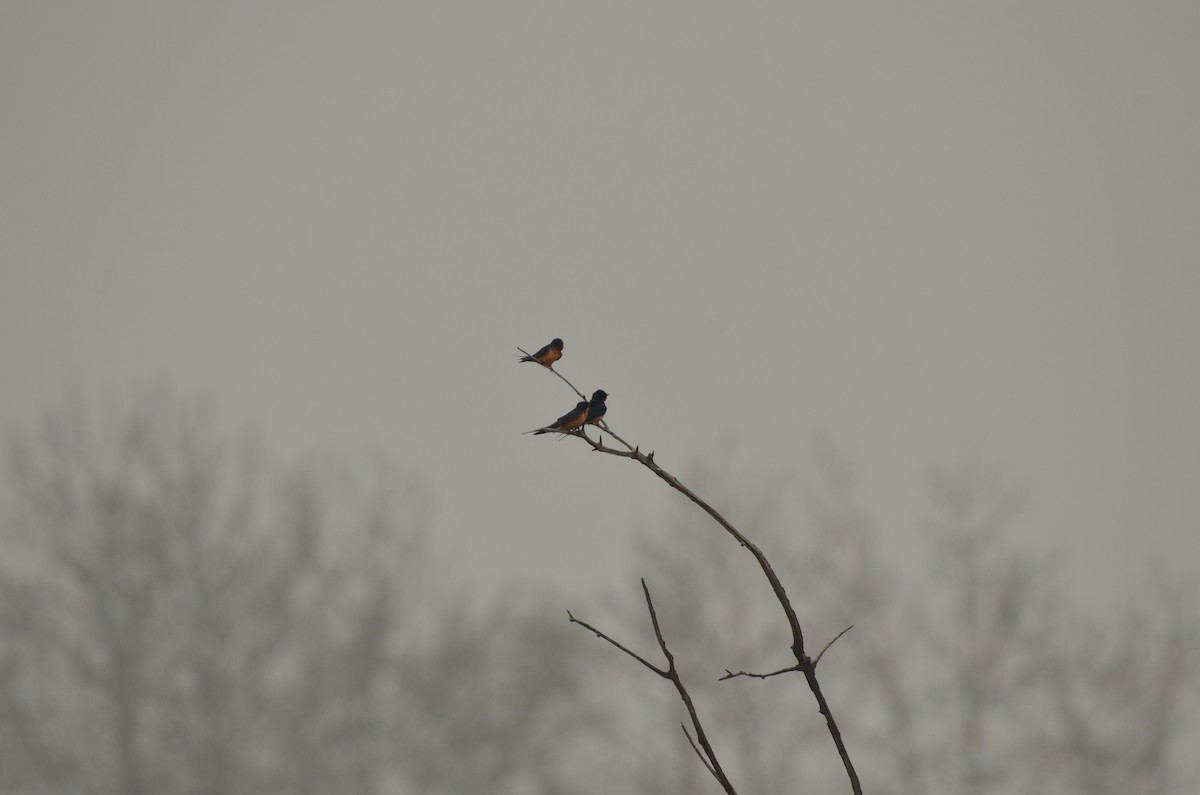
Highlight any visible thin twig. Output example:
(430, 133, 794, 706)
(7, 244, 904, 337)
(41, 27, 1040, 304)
(566, 610, 665, 676)
(719, 664, 802, 682)
(814, 625, 854, 669)
(516, 348, 586, 400)
(643, 580, 736, 793)
(682, 723, 719, 779)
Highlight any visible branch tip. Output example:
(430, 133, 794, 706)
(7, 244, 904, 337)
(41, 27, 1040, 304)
(813, 624, 854, 668)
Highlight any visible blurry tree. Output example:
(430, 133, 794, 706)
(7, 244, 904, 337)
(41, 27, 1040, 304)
(398, 591, 608, 794)
(592, 447, 1198, 794)
(0, 388, 599, 795)
(825, 458, 1198, 795)
(6, 389, 1191, 794)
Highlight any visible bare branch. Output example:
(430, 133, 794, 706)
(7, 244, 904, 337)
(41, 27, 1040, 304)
(814, 625, 854, 669)
(537, 361, 863, 795)
(641, 580, 737, 794)
(567, 430, 806, 651)
(682, 723, 718, 779)
(565, 609, 665, 677)
(719, 664, 801, 682)
(566, 422, 863, 793)
(516, 348, 587, 400)
(569, 583, 739, 795)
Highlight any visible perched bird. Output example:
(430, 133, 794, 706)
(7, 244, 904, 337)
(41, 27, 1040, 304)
(584, 389, 608, 426)
(519, 337, 564, 366)
(526, 400, 589, 435)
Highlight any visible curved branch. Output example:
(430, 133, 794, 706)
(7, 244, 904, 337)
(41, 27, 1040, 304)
(563, 425, 863, 794)
(574, 432, 805, 656)
(532, 364, 863, 795)
(814, 625, 855, 669)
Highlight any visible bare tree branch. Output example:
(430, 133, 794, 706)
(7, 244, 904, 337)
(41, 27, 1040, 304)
(565, 610, 664, 677)
(638, 579, 737, 794)
(714, 626, 853, 681)
(570, 581, 738, 795)
(682, 723, 719, 780)
(814, 625, 855, 669)
(549, 424, 864, 795)
(718, 665, 801, 682)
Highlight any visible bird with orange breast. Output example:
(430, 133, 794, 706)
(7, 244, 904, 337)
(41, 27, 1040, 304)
(518, 338, 564, 367)
(525, 389, 608, 436)
(525, 398, 589, 436)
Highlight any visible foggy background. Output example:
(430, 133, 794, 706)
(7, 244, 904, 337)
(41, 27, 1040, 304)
(2, 3, 1198, 794)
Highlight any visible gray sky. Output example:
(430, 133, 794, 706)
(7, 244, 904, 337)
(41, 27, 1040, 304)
(2, 2, 1198, 607)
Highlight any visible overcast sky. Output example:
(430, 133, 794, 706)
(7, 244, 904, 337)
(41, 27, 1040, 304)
(2, 2, 1198, 608)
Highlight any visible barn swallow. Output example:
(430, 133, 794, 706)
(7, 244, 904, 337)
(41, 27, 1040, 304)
(526, 399, 589, 435)
(518, 338, 564, 366)
(584, 389, 608, 426)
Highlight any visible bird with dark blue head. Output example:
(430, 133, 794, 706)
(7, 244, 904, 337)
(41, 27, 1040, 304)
(519, 338, 564, 366)
(584, 389, 608, 426)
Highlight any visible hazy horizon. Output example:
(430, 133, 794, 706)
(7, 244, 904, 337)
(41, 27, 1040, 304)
(3, 2, 1198, 609)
